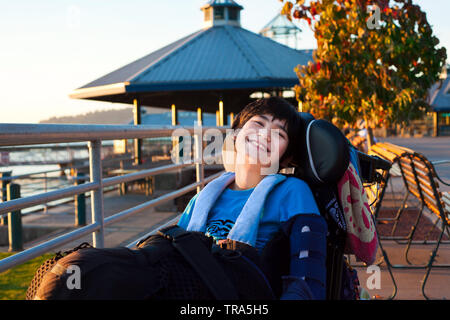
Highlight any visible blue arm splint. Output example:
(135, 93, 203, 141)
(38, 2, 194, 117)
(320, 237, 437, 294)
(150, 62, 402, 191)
(280, 214, 328, 300)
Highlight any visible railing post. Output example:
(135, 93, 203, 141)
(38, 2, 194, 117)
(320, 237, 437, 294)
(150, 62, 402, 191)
(1, 171, 12, 201)
(74, 171, 86, 226)
(7, 183, 23, 252)
(133, 98, 143, 165)
(0, 171, 11, 225)
(194, 131, 204, 194)
(43, 172, 48, 213)
(88, 140, 104, 248)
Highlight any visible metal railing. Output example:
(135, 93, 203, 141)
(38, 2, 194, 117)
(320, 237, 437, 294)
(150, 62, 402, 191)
(0, 152, 144, 217)
(0, 123, 227, 273)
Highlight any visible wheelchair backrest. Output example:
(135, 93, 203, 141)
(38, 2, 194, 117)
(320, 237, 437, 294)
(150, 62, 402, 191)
(293, 113, 351, 300)
(294, 112, 350, 186)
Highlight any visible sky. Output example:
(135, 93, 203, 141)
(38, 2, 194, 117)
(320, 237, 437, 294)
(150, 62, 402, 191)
(1, 0, 449, 123)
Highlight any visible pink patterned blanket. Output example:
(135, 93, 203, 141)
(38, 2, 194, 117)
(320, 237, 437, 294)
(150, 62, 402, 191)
(337, 162, 378, 265)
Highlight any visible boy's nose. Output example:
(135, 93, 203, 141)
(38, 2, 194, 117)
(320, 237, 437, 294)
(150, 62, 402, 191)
(258, 128, 270, 141)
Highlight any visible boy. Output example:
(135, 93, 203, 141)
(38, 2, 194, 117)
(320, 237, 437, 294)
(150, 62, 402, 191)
(178, 97, 328, 300)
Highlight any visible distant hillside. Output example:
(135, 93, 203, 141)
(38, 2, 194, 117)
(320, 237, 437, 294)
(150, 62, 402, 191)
(39, 107, 167, 124)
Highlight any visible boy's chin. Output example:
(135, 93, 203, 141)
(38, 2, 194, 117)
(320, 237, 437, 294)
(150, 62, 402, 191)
(242, 157, 280, 174)
(260, 162, 280, 175)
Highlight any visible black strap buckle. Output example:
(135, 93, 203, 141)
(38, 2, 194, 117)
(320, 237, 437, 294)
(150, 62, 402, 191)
(157, 224, 191, 241)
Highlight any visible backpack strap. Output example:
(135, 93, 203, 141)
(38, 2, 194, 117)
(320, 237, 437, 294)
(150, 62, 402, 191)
(158, 225, 239, 300)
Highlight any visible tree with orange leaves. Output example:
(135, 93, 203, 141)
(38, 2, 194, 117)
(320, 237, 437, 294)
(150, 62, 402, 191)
(280, 0, 446, 147)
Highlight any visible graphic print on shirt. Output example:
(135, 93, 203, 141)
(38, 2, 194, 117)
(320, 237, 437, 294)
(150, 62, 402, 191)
(205, 219, 235, 241)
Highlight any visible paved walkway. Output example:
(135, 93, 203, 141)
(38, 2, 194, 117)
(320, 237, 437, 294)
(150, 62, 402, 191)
(354, 240, 450, 300)
(353, 178, 450, 300)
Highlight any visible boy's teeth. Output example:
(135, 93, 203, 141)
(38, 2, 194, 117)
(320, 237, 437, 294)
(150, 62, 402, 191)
(250, 140, 267, 151)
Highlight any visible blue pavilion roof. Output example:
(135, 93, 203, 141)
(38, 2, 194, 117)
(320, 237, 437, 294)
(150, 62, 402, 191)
(428, 75, 450, 112)
(71, 25, 313, 99)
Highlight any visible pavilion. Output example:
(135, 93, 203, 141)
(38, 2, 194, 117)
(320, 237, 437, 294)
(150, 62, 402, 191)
(428, 70, 450, 136)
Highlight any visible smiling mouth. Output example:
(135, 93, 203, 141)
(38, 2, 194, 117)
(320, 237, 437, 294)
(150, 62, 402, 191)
(246, 137, 270, 153)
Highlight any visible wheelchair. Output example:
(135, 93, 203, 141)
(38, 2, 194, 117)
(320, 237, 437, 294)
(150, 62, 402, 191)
(286, 112, 390, 300)
(222, 111, 389, 299)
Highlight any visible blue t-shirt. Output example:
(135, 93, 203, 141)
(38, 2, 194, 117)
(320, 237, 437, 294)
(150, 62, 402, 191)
(178, 176, 320, 250)
(205, 187, 254, 242)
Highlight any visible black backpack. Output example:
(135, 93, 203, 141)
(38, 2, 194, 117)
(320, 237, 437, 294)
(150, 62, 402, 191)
(27, 225, 274, 300)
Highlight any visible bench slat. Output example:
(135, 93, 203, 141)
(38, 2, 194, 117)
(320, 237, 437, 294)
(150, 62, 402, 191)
(414, 165, 437, 180)
(369, 145, 398, 162)
(443, 192, 450, 203)
(412, 166, 434, 183)
(415, 172, 436, 190)
(421, 188, 440, 209)
(423, 197, 442, 218)
(399, 157, 413, 168)
(411, 157, 438, 178)
(404, 177, 422, 198)
(402, 166, 416, 181)
(382, 142, 415, 154)
(443, 192, 450, 213)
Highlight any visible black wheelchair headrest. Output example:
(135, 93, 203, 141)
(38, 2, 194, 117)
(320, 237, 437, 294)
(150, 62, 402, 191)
(295, 112, 350, 186)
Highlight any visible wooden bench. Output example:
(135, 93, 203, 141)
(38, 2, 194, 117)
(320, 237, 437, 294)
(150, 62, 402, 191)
(370, 142, 450, 240)
(368, 142, 450, 299)
(369, 143, 424, 236)
(365, 142, 413, 221)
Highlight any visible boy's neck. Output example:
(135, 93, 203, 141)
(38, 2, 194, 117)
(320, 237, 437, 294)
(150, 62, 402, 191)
(229, 164, 264, 190)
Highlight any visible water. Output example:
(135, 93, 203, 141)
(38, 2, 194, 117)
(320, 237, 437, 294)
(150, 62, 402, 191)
(0, 164, 74, 215)
(0, 139, 171, 215)
(0, 146, 87, 215)
(1, 164, 60, 177)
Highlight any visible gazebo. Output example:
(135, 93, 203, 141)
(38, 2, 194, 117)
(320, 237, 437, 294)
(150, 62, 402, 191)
(69, 0, 313, 161)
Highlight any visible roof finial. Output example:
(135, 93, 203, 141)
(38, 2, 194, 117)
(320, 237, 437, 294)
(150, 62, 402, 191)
(200, 0, 243, 29)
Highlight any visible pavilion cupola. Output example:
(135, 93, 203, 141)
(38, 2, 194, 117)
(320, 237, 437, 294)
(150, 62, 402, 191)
(201, 0, 243, 29)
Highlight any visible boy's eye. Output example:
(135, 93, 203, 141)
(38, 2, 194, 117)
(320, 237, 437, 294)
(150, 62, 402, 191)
(277, 131, 287, 140)
(254, 120, 263, 126)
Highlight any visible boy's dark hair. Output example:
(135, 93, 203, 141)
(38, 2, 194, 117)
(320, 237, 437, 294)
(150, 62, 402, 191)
(231, 97, 303, 168)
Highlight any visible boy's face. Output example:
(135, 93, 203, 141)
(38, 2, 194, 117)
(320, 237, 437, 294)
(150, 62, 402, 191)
(234, 113, 289, 172)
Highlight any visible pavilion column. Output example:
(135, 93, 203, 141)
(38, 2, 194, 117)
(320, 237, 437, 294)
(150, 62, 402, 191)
(433, 111, 440, 137)
(197, 107, 203, 126)
(171, 104, 178, 126)
(133, 98, 142, 165)
(219, 100, 224, 126)
(216, 111, 220, 126)
(171, 104, 181, 163)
